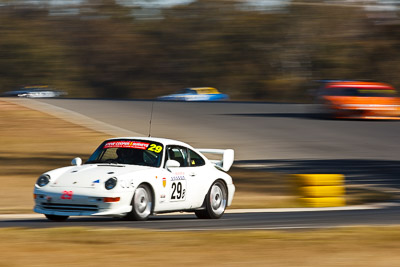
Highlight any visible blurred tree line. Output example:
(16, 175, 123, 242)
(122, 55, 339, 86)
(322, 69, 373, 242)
(1, 0, 400, 101)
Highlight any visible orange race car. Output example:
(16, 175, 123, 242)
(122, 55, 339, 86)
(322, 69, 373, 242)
(315, 81, 400, 120)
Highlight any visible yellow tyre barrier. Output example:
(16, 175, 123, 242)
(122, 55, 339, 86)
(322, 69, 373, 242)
(300, 197, 346, 208)
(299, 185, 345, 198)
(293, 174, 344, 186)
(293, 174, 346, 207)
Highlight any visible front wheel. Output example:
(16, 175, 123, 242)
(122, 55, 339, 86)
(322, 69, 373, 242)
(125, 184, 153, 221)
(195, 180, 227, 219)
(45, 214, 69, 221)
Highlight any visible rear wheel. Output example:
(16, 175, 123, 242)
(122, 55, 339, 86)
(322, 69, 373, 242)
(125, 184, 153, 221)
(195, 180, 227, 219)
(45, 214, 69, 221)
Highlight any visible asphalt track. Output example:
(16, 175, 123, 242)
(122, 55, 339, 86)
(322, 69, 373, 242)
(3, 98, 400, 229)
(1, 204, 400, 230)
(18, 98, 400, 161)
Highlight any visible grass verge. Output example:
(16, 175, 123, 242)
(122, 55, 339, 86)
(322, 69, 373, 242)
(1, 226, 400, 266)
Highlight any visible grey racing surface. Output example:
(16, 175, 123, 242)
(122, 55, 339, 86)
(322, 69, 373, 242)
(2, 205, 400, 230)
(7, 98, 400, 229)
(31, 99, 400, 161)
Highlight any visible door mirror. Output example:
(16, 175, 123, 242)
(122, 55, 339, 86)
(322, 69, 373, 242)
(165, 159, 180, 170)
(71, 157, 82, 166)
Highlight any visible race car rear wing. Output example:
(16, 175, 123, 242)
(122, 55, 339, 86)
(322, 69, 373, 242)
(197, 149, 234, 172)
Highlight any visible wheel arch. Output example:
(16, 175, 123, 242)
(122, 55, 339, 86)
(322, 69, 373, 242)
(215, 178, 228, 191)
(199, 178, 228, 209)
(215, 178, 229, 201)
(136, 181, 156, 214)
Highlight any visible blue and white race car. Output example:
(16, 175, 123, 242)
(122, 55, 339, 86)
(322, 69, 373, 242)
(157, 87, 229, 101)
(34, 137, 235, 221)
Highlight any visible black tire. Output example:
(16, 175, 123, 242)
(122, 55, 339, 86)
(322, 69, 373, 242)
(125, 184, 153, 221)
(45, 214, 69, 221)
(195, 180, 227, 219)
(194, 209, 209, 219)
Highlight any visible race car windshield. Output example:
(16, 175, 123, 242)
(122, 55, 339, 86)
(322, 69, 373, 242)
(86, 140, 164, 167)
(176, 89, 196, 94)
(325, 87, 397, 97)
(357, 89, 397, 97)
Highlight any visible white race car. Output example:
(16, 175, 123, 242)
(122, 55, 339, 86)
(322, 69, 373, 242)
(34, 137, 235, 221)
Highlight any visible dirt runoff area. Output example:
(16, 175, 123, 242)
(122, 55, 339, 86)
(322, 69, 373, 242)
(0, 99, 111, 213)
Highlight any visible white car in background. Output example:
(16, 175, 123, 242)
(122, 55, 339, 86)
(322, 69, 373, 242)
(34, 137, 235, 221)
(1, 86, 67, 98)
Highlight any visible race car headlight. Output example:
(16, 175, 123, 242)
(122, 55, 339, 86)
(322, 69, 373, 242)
(105, 177, 118, 190)
(36, 174, 50, 187)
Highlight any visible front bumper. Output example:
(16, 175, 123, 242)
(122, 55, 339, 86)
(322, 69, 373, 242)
(34, 187, 133, 217)
(34, 204, 132, 217)
(333, 107, 400, 120)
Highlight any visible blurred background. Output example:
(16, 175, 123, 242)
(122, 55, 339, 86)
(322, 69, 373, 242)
(0, 0, 400, 101)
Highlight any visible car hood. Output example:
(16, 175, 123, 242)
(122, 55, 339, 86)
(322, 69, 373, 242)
(48, 164, 152, 188)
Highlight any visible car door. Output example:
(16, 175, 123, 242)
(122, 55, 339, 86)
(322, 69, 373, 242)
(184, 148, 210, 208)
(162, 146, 191, 210)
(166, 145, 211, 209)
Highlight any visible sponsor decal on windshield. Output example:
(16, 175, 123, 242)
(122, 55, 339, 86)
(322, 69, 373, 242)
(104, 141, 150, 150)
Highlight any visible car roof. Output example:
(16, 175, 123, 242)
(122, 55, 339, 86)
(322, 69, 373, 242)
(187, 87, 220, 94)
(326, 81, 395, 90)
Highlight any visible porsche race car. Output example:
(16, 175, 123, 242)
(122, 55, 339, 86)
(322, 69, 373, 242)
(314, 81, 400, 119)
(34, 137, 235, 221)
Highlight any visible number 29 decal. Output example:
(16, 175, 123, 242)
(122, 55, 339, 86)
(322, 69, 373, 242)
(170, 181, 186, 201)
(147, 144, 163, 153)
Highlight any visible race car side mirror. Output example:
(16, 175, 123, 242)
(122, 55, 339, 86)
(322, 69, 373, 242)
(165, 159, 180, 171)
(71, 157, 82, 166)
